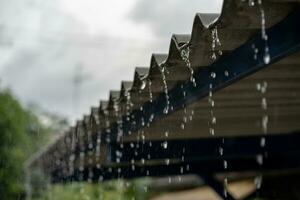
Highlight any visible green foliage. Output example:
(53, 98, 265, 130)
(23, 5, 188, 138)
(0, 88, 153, 200)
(0, 89, 52, 199)
(35, 179, 152, 200)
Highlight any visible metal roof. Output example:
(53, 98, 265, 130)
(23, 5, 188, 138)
(28, 1, 300, 196)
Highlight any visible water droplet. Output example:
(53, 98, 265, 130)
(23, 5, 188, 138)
(140, 80, 146, 90)
(180, 167, 184, 174)
(224, 70, 229, 77)
(210, 72, 216, 79)
(211, 26, 222, 60)
(130, 142, 134, 148)
(219, 147, 223, 156)
(260, 137, 266, 147)
(186, 164, 190, 171)
(211, 117, 217, 124)
(209, 128, 215, 135)
(162, 141, 168, 149)
(256, 154, 264, 165)
(180, 46, 196, 86)
(223, 160, 228, 169)
(249, 0, 255, 6)
(181, 123, 185, 130)
(264, 53, 270, 64)
(262, 115, 268, 134)
(165, 159, 170, 165)
(262, 98, 267, 110)
(144, 186, 148, 192)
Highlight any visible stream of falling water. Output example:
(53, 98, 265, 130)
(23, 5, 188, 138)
(180, 45, 197, 87)
(210, 24, 229, 196)
(211, 26, 222, 61)
(247, 0, 269, 191)
(87, 127, 94, 182)
(159, 63, 170, 114)
(148, 78, 153, 103)
(95, 129, 101, 170)
(78, 127, 85, 181)
(179, 44, 197, 130)
(256, 81, 268, 191)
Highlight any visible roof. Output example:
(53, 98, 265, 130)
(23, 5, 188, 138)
(28, 0, 300, 191)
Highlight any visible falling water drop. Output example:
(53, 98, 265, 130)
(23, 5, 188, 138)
(223, 160, 228, 169)
(219, 147, 224, 156)
(260, 137, 266, 147)
(181, 123, 185, 130)
(224, 70, 229, 77)
(140, 79, 146, 90)
(165, 131, 169, 137)
(249, 0, 255, 6)
(263, 47, 270, 66)
(211, 117, 217, 124)
(256, 154, 264, 165)
(162, 141, 168, 149)
(210, 72, 216, 79)
(148, 79, 153, 102)
(165, 158, 170, 165)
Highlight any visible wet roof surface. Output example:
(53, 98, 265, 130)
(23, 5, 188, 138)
(28, 0, 300, 180)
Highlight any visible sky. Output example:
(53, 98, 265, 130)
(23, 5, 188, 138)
(0, 0, 222, 124)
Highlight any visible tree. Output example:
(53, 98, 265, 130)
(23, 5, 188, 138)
(0, 89, 53, 199)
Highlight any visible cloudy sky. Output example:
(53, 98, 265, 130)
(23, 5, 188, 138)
(0, 0, 222, 124)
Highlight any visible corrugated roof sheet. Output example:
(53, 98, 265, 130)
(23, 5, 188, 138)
(29, 0, 300, 178)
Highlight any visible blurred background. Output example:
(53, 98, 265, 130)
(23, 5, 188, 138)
(0, 0, 222, 123)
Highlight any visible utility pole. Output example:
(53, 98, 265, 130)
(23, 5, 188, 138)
(72, 64, 89, 120)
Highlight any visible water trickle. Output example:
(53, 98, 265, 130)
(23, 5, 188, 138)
(159, 63, 170, 114)
(148, 79, 153, 103)
(258, 0, 270, 64)
(257, 81, 268, 136)
(211, 26, 222, 61)
(180, 45, 197, 87)
(180, 107, 188, 130)
(223, 178, 228, 197)
(208, 83, 216, 136)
